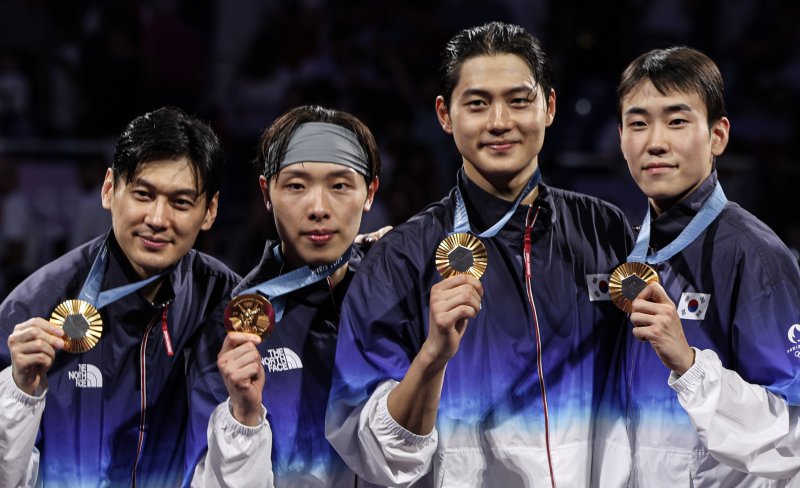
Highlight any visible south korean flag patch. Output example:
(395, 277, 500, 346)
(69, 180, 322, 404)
(678, 292, 711, 320)
(586, 274, 611, 301)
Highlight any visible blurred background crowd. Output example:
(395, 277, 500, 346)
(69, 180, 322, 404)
(1, 0, 798, 297)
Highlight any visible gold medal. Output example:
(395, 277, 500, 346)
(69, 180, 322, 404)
(50, 299, 103, 353)
(609, 262, 660, 313)
(436, 233, 488, 280)
(224, 294, 275, 338)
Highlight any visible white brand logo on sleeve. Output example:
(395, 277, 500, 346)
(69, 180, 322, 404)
(261, 348, 303, 373)
(678, 292, 711, 320)
(786, 324, 800, 358)
(586, 274, 611, 301)
(788, 324, 800, 344)
(67, 363, 103, 388)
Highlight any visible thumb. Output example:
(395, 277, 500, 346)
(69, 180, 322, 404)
(637, 282, 671, 305)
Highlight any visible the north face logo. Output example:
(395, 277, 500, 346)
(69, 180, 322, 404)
(67, 363, 103, 388)
(261, 348, 303, 373)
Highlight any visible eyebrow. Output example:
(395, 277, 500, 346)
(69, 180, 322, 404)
(280, 167, 360, 179)
(460, 85, 537, 99)
(624, 103, 694, 117)
(326, 169, 360, 178)
(133, 177, 200, 199)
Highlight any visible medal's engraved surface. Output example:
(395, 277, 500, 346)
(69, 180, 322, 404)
(225, 294, 275, 338)
(609, 262, 660, 313)
(435, 233, 488, 280)
(50, 299, 103, 353)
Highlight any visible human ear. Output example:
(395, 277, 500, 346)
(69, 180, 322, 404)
(200, 192, 219, 231)
(101, 168, 115, 210)
(710, 117, 730, 157)
(363, 176, 379, 212)
(435, 96, 453, 134)
(259, 175, 272, 212)
(545, 88, 556, 126)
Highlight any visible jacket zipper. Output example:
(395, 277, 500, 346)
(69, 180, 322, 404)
(130, 302, 171, 486)
(523, 205, 557, 488)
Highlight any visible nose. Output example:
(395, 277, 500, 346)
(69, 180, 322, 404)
(307, 187, 331, 221)
(487, 102, 511, 134)
(646, 123, 669, 156)
(144, 197, 169, 229)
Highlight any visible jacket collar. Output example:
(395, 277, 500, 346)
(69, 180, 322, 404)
(458, 169, 555, 237)
(649, 171, 719, 250)
(236, 239, 362, 307)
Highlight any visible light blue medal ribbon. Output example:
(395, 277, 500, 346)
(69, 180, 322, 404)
(627, 184, 727, 264)
(452, 167, 541, 237)
(79, 239, 173, 309)
(238, 244, 352, 322)
(54, 236, 174, 354)
(437, 168, 541, 280)
(608, 184, 727, 313)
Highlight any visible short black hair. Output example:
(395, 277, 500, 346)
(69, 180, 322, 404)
(256, 105, 380, 185)
(617, 46, 727, 127)
(439, 21, 554, 107)
(112, 106, 224, 204)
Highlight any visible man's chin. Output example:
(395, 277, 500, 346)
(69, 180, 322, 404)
(641, 181, 677, 198)
(301, 249, 345, 268)
(132, 256, 179, 278)
(306, 256, 337, 268)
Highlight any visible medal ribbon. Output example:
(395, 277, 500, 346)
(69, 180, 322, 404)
(627, 184, 727, 264)
(238, 244, 352, 322)
(452, 167, 541, 237)
(79, 239, 174, 309)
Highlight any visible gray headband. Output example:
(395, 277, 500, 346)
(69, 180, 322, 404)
(271, 122, 370, 178)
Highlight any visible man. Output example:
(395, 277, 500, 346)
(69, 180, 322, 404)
(602, 46, 800, 486)
(0, 106, 240, 487)
(325, 22, 632, 487)
(191, 105, 383, 487)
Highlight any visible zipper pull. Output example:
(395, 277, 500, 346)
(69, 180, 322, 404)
(524, 228, 532, 274)
(161, 305, 174, 357)
(523, 206, 537, 277)
(524, 226, 532, 253)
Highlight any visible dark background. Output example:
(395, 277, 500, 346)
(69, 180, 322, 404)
(1, 0, 798, 296)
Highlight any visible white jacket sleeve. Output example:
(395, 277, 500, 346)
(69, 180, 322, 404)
(0, 366, 43, 488)
(326, 380, 438, 487)
(669, 348, 800, 480)
(190, 398, 273, 488)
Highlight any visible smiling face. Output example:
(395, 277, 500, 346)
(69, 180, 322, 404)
(620, 80, 730, 212)
(436, 53, 555, 200)
(102, 158, 218, 279)
(261, 163, 377, 268)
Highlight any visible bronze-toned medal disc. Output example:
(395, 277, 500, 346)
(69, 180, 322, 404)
(224, 294, 275, 339)
(435, 233, 488, 280)
(609, 262, 660, 313)
(50, 299, 103, 353)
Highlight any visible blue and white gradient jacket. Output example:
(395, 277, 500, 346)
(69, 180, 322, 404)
(597, 172, 800, 487)
(326, 172, 633, 487)
(0, 233, 239, 488)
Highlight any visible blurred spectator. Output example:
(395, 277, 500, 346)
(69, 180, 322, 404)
(0, 158, 35, 297)
(77, 2, 145, 135)
(66, 159, 112, 249)
(0, 55, 32, 136)
(141, 2, 208, 110)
